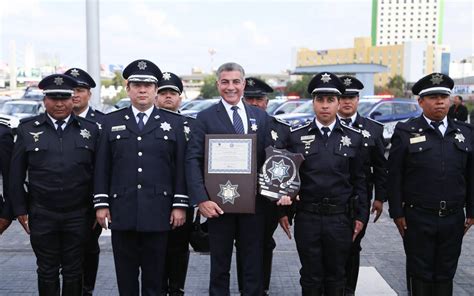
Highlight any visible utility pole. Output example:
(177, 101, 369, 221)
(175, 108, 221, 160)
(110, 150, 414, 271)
(86, 0, 101, 108)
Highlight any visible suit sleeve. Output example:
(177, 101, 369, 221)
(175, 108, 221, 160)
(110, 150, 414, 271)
(185, 114, 209, 206)
(371, 128, 388, 202)
(171, 118, 189, 209)
(93, 117, 112, 209)
(465, 126, 474, 218)
(8, 125, 29, 217)
(350, 140, 368, 223)
(387, 125, 407, 219)
(0, 126, 13, 220)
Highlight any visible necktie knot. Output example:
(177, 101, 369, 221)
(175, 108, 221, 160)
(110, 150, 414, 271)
(321, 127, 330, 141)
(56, 120, 65, 137)
(341, 118, 352, 126)
(431, 121, 442, 129)
(231, 106, 239, 111)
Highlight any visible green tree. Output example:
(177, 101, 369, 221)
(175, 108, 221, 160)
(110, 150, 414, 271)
(112, 71, 126, 88)
(387, 74, 406, 97)
(199, 75, 220, 98)
(285, 75, 313, 98)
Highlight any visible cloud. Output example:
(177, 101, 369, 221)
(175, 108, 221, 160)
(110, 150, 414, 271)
(1, 0, 44, 18)
(242, 20, 270, 46)
(131, 1, 182, 39)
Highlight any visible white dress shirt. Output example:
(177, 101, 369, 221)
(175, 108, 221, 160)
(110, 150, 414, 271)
(221, 98, 248, 134)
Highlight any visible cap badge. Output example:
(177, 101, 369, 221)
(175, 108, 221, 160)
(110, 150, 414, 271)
(430, 73, 443, 85)
(160, 122, 172, 132)
(321, 73, 331, 83)
(162, 72, 171, 80)
(54, 77, 64, 86)
(80, 129, 91, 139)
(343, 78, 352, 86)
(340, 135, 352, 147)
(137, 61, 147, 70)
(70, 69, 80, 77)
(247, 79, 255, 86)
(29, 131, 44, 142)
(455, 133, 465, 143)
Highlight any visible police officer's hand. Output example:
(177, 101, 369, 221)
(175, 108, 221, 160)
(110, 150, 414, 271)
(276, 195, 300, 206)
(394, 217, 407, 237)
(170, 208, 186, 229)
(198, 201, 224, 218)
(17, 215, 30, 234)
(371, 200, 384, 223)
(0, 218, 12, 235)
(279, 216, 292, 239)
(96, 208, 112, 230)
(464, 218, 474, 235)
(352, 220, 364, 241)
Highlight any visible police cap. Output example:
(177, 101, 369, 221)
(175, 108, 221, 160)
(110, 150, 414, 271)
(307, 72, 345, 96)
(157, 72, 183, 94)
(412, 72, 454, 97)
(64, 68, 96, 88)
(244, 77, 273, 98)
(122, 59, 162, 83)
(38, 74, 78, 99)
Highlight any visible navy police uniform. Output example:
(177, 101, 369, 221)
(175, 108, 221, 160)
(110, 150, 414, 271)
(338, 76, 387, 295)
(236, 77, 290, 295)
(282, 73, 367, 296)
(65, 67, 105, 296)
(388, 73, 474, 296)
(93, 60, 188, 296)
(0, 122, 14, 226)
(156, 72, 194, 296)
(186, 97, 270, 296)
(9, 74, 100, 295)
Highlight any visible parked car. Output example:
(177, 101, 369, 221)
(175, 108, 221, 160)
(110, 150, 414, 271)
(0, 100, 45, 131)
(275, 100, 314, 126)
(112, 98, 131, 110)
(180, 99, 220, 118)
(265, 99, 287, 115)
(271, 98, 310, 115)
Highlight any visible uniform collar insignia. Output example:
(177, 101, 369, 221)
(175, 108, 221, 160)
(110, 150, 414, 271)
(455, 133, 465, 143)
(80, 129, 91, 139)
(124, 115, 130, 120)
(29, 131, 44, 142)
(34, 121, 40, 126)
(271, 130, 278, 141)
(154, 115, 160, 119)
(160, 122, 172, 131)
(340, 135, 352, 147)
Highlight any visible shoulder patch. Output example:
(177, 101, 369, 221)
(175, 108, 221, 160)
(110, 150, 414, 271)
(290, 121, 311, 132)
(341, 124, 361, 133)
(274, 116, 291, 126)
(366, 117, 384, 126)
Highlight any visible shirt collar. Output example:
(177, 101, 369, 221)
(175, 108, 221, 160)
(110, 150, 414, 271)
(337, 113, 357, 125)
(77, 106, 90, 118)
(315, 118, 336, 132)
(132, 105, 154, 119)
(423, 114, 447, 127)
(47, 113, 71, 126)
(221, 97, 245, 112)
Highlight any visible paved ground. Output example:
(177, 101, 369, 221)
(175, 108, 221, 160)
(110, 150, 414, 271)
(1, 208, 473, 295)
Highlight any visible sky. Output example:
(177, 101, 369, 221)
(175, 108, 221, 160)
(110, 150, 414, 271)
(0, 0, 473, 75)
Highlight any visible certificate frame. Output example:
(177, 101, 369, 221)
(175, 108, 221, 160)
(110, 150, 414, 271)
(204, 134, 257, 214)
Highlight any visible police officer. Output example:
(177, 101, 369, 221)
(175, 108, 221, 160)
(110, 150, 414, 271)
(154, 71, 193, 296)
(64, 67, 104, 296)
(186, 62, 271, 296)
(236, 77, 290, 295)
(93, 60, 188, 295)
(337, 76, 387, 296)
(387, 73, 474, 296)
(0, 120, 13, 235)
(279, 72, 367, 296)
(9, 74, 100, 295)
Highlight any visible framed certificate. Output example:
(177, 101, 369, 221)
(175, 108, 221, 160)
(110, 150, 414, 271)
(204, 134, 257, 213)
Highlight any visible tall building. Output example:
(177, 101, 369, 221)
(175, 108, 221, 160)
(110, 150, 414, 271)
(371, 0, 445, 46)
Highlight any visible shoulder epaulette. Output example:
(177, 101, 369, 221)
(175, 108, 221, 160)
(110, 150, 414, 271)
(290, 121, 311, 132)
(366, 117, 384, 126)
(160, 108, 182, 117)
(341, 124, 361, 133)
(19, 116, 40, 124)
(77, 116, 97, 125)
(274, 116, 291, 127)
(106, 107, 127, 114)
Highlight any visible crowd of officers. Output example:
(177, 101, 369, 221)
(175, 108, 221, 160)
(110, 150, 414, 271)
(0, 59, 472, 296)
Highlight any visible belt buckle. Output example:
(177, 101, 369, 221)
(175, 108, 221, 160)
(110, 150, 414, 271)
(439, 201, 447, 217)
(320, 198, 330, 214)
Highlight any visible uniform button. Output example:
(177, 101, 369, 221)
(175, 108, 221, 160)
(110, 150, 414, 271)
(344, 153, 347, 156)
(305, 151, 309, 154)
(34, 148, 39, 151)
(137, 184, 142, 189)
(466, 147, 469, 151)
(137, 136, 142, 141)
(164, 191, 167, 196)
(164, 135, 168, 140)
(85, 145, 89, 149)
(419, 147, 423, 151)
(138, 152, 143, 156)
(113, 194, 117, 198)
(364, 143, 368, 147)
(138, 168, 143, 172)
(116, 135, 121, 139)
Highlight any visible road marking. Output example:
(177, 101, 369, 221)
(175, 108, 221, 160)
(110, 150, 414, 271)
(357, 266, 397, 295)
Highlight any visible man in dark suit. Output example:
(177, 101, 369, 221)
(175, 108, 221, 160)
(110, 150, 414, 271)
(337, 76, 387, 296)
(64, 67, 105, 296)
(186, 62, 270, 296)
(388, 73, 474, 296)
(9, 74, 100, 295)
(93, 60, 188, 296)
(447, 95, 468, 122)
(0, 121, 14, 235)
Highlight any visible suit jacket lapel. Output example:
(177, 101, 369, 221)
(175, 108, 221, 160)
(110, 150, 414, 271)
(141, 107, 161, 134)
(216, 101, 236, 133)
(124, 107, 140, 135)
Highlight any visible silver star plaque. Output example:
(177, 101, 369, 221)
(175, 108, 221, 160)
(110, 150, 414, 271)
(268, 159, 290, 182)
(217, 180, 240, 204)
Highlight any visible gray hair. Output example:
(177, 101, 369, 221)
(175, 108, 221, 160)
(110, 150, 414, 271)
(216, 62, 245, 80)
